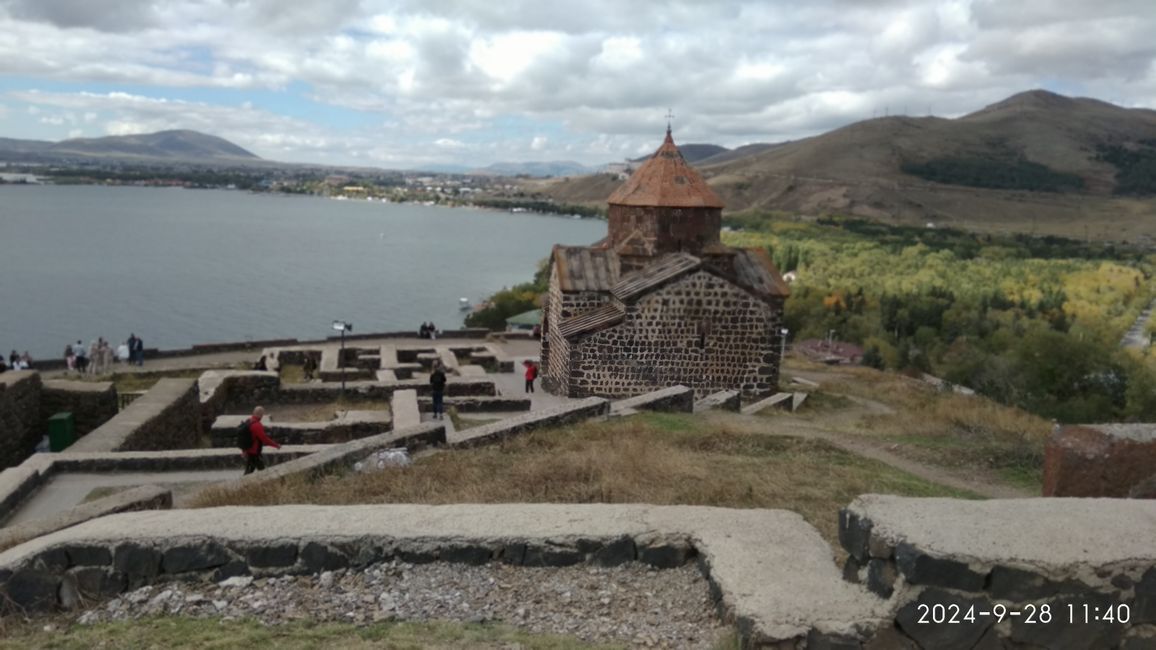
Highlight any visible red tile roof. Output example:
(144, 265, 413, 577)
(607, 129, 725, 208)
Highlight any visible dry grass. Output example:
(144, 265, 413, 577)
(820, 368, 1051, 490)
(0, 617, 628, 650)
(191, 412, 973, 549)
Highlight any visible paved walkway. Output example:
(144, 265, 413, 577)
(1121, 297, 1155, 349)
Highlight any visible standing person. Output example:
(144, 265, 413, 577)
(20, 351, 32, 367)
(239, 406, 280, 475)
(116, 341, 129, 364)
(87, 340, 99, 375)
(302, 355, 318, 380)
(523, 360, 538, 393)
(428, 322, 437, 340)
(132, 334, 145, 366)
(8, 351, 18, 368)
(254, 354, 268, 371)
(429, 361, 447, 420)
(74, 340, 88, 374)
(65, 343, 76, 373)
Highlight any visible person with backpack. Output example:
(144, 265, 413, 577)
(238, 405, 280, 474)
(523, 360, 538, 393)
(429, 361, 447, 420)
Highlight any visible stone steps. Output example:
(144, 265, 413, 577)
(740, 392, 792, 415)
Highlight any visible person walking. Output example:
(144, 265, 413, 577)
(74, 340, 88, 374)
(240, 406, 280, 475)
(429, 361, 447, 420)
(523, 360, 538, 393)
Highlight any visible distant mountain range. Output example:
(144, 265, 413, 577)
(531, 90, 1156, 241)
(0, 130, 260, 163)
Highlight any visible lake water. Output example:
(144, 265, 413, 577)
(0, 186, 605, 359)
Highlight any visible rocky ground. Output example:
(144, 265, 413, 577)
(74, 560, 726, 648)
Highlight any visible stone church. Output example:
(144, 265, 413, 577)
(539, 127, 789, 399)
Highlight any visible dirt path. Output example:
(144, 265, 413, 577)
(711, 393, 1035, 499)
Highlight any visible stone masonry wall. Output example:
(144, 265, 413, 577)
(608, 205, 721, 258)
(39, 380, 119, 440)
(542, 266, 571, 395)
(568, 271, 783, 399)
(0, 372, 43, 469)
(70, 379, 201, 453)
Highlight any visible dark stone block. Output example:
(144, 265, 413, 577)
(67, 545, 113, 567)
(523, 544, 584, 567)
(71, 567, 126, 599)
(300, 542, 349, 572)
(867, 559, 897, 598)
(500, 543, 526, 566)
(838, 509, 871, 562)
(987, 565, 1084, 601)
(212, 562, 251, 581)
(638, 540, 692, 569)
(1121, 629, 1156, 650)
(7, 569, 60, 610)
(1008, 594, 1123, 650)
(806, 630, 861, 650)
(162, 543, 232, 574)
(113, 543, 161, 586)
(895, 542, 985, 591)
(245, 544, 299, 568)
(896, 588, 992, 650)
(863, 624, 918, 650)
(439, 545, 493, 566)
(842, 556, 862, 584)
(36, 548, 71, 571)
(592, 537, 636, 567)
(1137, 568, 1156, 624)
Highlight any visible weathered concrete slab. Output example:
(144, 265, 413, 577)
(740, 392, 792, 415)
(694, 390, 740, 413)
(374, 369, 398, 382)
(1044, 424, 1156, 497)
(0, 504, 888, 646)
(419, 396, 532, 413)
(451, 398, 609, 448)
(839, 495, 1156, 647)
(458, 365, 487, 377)
(391, 390, 421, 429)
(791, 392, 808, 412)
(789, 376, 820, 388)
(610, 386, 694, 415)
(0, 485, 171, 553)
(437, 347, 460, 374)
(378, 345, 398, 369)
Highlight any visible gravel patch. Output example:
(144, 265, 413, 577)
(75, 561, 727, 648)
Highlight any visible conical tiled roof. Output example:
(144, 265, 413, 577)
(607, 128, 725, 208)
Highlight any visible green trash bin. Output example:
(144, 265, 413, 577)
(47, 412, 75, 452)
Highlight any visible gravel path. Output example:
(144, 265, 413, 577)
(75, 561, 727, 648)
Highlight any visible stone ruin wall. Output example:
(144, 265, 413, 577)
(38, 382, 118, 441)
(0, 372, 42, 469)
(567, 271, 782, 399)
(542, 265, 611, 396)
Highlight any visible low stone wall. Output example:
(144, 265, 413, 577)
(450, 398, 609, 448)
(39, 380, 119, 440)
(1044, 424, 1156, 497)
(840, 495, 1156, 649)
(69, 379, 201, 453)
(694, 390, 741, 413)
(0, 371, 42, 469)
(0, 503, 885, 647)
(611, 386, 695, 414)
(0, 485, 172, 554)
(0, 465, 48, 525)
(198, 371, 281, 432)
(191, 423, 445, 502)
(209, 413, 390, 447)
(418, 396, 532, 413)
(45, 447, 328, 474)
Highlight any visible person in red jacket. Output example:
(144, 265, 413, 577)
(523, 360, 538, 393)
(243, 405, 281, 475)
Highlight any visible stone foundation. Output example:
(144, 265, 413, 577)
(0, 372, 42, 469)
(39, 380, 119, 440)
(69, 379, 201, 453)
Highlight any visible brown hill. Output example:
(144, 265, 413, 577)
(531, 90, 1156, 242)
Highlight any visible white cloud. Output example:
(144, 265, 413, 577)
(0, 1, 1154, 166)
(530, 135, 547, 150)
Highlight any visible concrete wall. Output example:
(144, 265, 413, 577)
(39, 380, 119, 440)
(0, 371, 43, 469)
(69, 379, 201, 453)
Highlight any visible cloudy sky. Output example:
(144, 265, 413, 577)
(1, 0, 1154, 169)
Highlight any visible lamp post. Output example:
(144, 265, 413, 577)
(779, 327, 789, 363)
(332, 320, 352, 392)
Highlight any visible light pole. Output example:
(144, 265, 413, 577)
(332, 320, 352, 392)
(779, 327, 789, 363)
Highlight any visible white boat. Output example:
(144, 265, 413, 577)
(459, 297, 471, 310)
